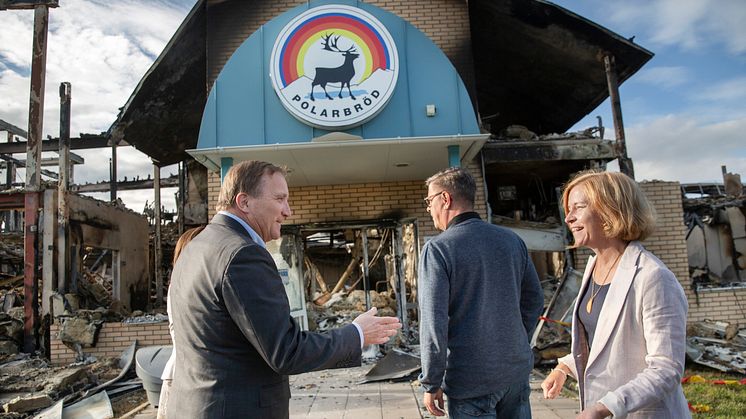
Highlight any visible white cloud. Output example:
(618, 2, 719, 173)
(675, 76, 746, 124)
(1, 0, 190, 140)
(0, 0, 192, 211)
(626, 114, 746, 184)
(0, 11, 33, 71)
(610, 0, 746, 54)
(86, 188, 179, 213)
(693, 76, 746, 103)
(635, 66, 690, 89)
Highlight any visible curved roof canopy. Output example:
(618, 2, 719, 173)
(190, 1, 484, 185)
(107, 0, 652, 166)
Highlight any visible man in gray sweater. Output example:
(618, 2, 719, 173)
(419, 167, 544, 418)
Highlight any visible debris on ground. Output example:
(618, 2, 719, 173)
(0, 344, 140, 418)
(686, 320, 746, 374)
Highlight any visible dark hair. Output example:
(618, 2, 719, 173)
(425, 166, 476, 207)
(215, 160, 287, 211)
(562, 170, 656, 244)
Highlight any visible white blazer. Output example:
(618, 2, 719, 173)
(558, 241, 691, 418)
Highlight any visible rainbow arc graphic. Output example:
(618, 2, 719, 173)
(275, 11, 395, 88)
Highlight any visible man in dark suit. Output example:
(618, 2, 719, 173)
(167, 160, 401, 419)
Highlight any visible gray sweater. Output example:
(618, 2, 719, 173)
(418, 213, 543, 399)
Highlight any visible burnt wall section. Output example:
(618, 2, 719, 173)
(41, 191, 150, 315)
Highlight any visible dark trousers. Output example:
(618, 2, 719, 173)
(447, 382, 531, 419)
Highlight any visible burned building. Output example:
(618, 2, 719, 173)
(99, 0, 657, 339)
(5, 0, 728, 367)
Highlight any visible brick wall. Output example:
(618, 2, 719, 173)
(208, 160, 487, 246)
(50, 321, 170, 366)
(687, 288, 746, 324)
(639, 181, 690, 287)
(206, 0, 475, 98)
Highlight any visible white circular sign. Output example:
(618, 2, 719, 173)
(270, 5, 399, 130)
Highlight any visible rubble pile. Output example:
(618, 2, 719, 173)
(307, 289, 398, 332)
(0, 233, 23, 267)
(306, 289, 416, 349)
(0, 306, 23, 356)
(686, 320, 746, 374)
(0, 233, 25, 357)
(0, 352, 124, 417)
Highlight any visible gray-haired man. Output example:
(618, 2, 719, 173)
(419, 167, 543, 418)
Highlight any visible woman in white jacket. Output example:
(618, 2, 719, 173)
(541, 170, 690, 419)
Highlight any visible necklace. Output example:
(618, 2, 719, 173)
(586, 251, 622, 313)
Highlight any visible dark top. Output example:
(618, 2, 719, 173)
(578, 276, 611, 348)
(168, 214, 361, 419)
(418, 212, 544, 399)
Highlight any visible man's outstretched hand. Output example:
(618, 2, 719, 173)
(353, 307, 402, 345)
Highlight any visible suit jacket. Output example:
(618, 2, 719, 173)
(167, 214, 361, 419)
(558, 241, 690, 418)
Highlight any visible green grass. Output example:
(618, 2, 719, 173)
(682, 365, 746, 418)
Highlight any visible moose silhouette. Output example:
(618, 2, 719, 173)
(310, 33, 359, 101)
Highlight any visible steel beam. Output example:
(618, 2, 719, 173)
(0, 135, 110, 154)
(57, 82, 70, 296)
(604, 54, 634, 179)
(24, 4, 50, 353)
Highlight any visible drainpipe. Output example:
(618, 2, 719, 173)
(220, 157, 233, 182)
(24, 4, 51, 353)
(448, 145, 460, 167)
(603, 54, 635, 179)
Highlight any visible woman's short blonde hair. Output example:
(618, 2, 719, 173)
(562, 170, 656, 243)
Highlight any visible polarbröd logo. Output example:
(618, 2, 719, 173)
(270, 5, 399, 129)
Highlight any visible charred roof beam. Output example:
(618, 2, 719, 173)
(0, 135, 112, 154)
(70, 174, 179, 193)
(0, 0, 58, 10)
(482, 138, 617, 164)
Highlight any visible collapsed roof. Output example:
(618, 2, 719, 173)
(107, 0, 652, 166)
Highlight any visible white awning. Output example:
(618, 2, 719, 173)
(187, 134, 489, 187)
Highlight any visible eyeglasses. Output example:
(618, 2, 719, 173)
(423, 191, 445, 208)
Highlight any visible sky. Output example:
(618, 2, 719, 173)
(1, 0, 745, 214)
(553, 0, 746, 183)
